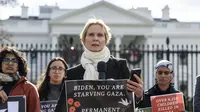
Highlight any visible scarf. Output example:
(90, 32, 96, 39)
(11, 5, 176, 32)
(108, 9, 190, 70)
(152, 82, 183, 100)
(0, 72, 21, 82)
(80, 46, 110, 80)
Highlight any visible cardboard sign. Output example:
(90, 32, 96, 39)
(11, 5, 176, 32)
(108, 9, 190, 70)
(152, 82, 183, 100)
(0, 96, 26, 112)
(151, 93, 185, 112)
(65, 80, 135, 112)
(40, 100, 57, 112)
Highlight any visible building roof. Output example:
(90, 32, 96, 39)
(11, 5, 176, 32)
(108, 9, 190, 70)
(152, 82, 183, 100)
(154, 18, 178, 22)
(8, 15, 178, 23)
(8, 16, 50, 20)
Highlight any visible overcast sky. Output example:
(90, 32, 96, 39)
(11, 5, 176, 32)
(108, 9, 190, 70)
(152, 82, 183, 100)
(0, 0, 200, 22)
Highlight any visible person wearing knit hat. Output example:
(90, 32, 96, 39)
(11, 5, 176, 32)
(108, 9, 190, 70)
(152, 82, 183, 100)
(155, 60, 174, 84)
(136, 60, 183, 110)
(155, 60, 174, 86)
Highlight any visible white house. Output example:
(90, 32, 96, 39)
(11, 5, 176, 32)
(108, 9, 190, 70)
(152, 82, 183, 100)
(1, 1, 200, 47)
(1, 1, 199, 98)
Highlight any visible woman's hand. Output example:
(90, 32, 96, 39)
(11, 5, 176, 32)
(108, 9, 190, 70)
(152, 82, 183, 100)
(126, 74, 143, 99)
(0, 90, 8, 103)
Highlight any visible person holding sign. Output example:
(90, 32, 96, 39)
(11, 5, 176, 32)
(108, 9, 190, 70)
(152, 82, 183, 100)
(37, 57, 68, 101)
(136, 60, 183, 109)
(0, 47, 40, 112)
(55, 18, 144, 112)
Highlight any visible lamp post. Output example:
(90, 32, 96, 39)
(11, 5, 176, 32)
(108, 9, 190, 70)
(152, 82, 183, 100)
(166, 37, 170, 61)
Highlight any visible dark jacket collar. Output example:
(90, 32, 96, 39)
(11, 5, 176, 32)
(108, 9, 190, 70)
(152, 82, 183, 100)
(147, 84, 179, 96)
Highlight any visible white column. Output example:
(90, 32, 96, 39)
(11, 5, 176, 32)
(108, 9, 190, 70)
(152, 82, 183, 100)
(114, 35, 122, 58)
(145, 35, 153, 45)
(51, 34, 58, 58)
(144, 35, 154, 90)
(51, 34, 58, 50)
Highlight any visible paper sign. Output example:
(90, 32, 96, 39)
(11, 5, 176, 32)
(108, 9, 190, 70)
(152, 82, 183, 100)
(136, 107, 152, 112)
(151, 93, 185, 112)
(40, 100, 57, 112)
(0, 96, 26, 112)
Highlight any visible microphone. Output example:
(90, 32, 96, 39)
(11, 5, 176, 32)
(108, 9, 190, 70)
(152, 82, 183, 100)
(97, 61, 107, 79)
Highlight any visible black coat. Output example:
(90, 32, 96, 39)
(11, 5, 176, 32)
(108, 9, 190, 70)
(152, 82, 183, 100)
(136, 84, 180, 108)
(55, 56, 131, 112)
(194, 75, 200, 112)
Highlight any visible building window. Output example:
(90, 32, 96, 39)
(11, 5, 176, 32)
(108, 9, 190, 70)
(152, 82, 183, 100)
(156, 50, 163, 61)
(31, 52, 37, 64)
(179, 80, 188, 95)
(179, 51, 188, 65)
(162, 23, 167, 28)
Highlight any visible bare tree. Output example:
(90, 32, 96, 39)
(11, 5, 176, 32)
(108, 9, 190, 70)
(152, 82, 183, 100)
(0, 0, 17, 44)
(0, 27, 13, 44)
(0, 0, 17, 6)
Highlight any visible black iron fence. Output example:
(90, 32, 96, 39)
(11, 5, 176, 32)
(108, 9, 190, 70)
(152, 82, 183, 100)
(1, 43, 198, 111)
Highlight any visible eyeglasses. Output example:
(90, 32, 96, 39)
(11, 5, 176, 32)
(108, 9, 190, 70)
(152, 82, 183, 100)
(50, 66, 65, 73)
(157, 71, 171, 76)
(2, 58, 18, 64)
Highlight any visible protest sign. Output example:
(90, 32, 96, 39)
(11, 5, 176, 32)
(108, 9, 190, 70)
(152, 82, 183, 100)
(151, 93, 185, 112)
(40, 100, 57, 112)
(136, 107, 152, 112)
(65, 80, 135, 112)
(0, 95, 26, 112)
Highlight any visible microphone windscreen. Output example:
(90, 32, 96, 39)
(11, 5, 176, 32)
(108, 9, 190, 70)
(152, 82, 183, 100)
(97, 61, 107, 72)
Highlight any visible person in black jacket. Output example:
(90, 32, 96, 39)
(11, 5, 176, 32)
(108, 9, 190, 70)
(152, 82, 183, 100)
(55, 18, 144, 112)
(136, 60, 182, 108)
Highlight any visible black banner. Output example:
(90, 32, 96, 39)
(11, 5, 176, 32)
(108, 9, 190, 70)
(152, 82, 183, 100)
(65, 80, 135, 112)
(0, 95, 26, 112)
(40, 100, 57, 112)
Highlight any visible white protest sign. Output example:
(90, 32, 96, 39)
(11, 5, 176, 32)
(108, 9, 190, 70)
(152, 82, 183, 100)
(0, 96, 26, 112)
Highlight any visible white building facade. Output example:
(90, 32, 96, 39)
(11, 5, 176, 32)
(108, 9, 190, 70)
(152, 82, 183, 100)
(2, 1, 200, 47)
